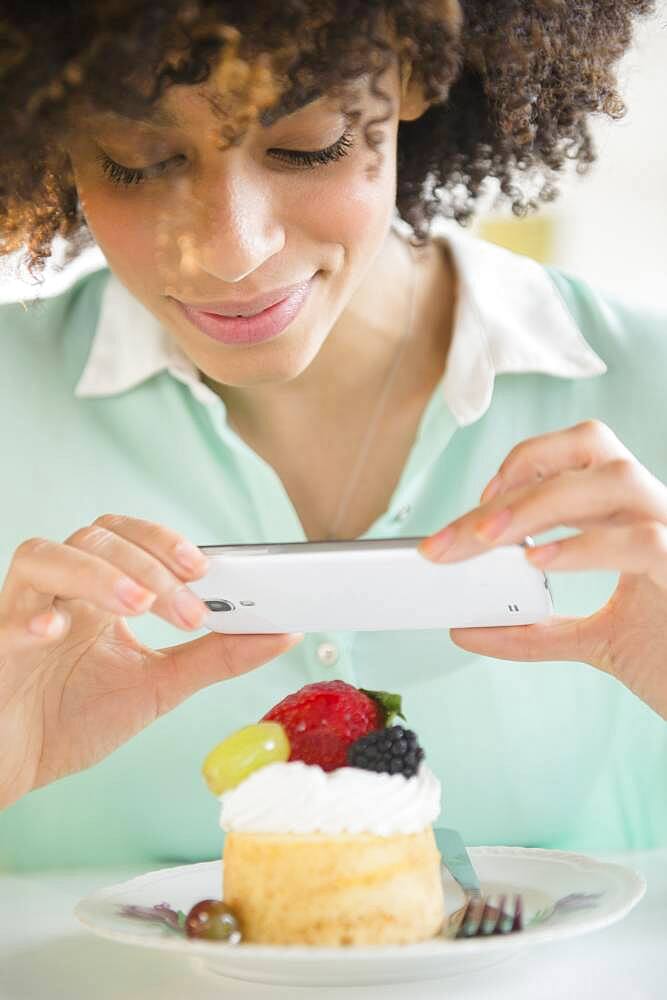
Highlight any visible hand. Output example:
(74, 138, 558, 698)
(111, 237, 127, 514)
(0, 515, 302, 809)
(418, 420, 667, 719)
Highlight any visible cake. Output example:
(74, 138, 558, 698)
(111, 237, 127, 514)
(202, 681, 444, 946)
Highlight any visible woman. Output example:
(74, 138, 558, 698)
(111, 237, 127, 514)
(1, 0, 665, 870)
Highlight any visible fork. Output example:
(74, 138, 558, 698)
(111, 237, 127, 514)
(437, 828, 523, 939)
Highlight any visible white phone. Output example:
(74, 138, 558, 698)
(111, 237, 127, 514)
(187, 537, 553, 633)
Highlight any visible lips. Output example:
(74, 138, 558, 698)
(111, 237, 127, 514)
(172, 278, 314, 347)
(183, 281, 310, 319)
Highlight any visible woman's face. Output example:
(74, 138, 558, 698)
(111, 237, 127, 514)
(68, 64, 405, 388)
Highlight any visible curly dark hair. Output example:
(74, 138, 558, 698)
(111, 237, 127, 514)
(0, 0, 654, 274)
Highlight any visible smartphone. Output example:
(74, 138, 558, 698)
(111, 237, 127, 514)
(187, 537, 553, 634)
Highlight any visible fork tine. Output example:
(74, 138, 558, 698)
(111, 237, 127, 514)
(458, 898, 476, 937)
(480, 896, 500, 936)
(460, 897, 485, 937)
(490, 894, 507, 934)
(496, 894, 520, 934)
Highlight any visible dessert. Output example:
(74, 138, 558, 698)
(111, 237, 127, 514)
(202, 681, 444, 946)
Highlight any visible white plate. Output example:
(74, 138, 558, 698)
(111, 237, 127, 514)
(75, 847, 645, 987)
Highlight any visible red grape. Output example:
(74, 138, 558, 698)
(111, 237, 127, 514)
(185, 899, 241, 942)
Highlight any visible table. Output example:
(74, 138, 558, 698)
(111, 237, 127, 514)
(2, 850, 666, 999)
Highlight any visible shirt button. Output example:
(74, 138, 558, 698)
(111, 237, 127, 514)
(393, 504, 412, 523)
(316, 642, 339, 667)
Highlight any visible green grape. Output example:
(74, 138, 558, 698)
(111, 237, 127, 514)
(202, 722, 290, 795)
(185, 899, 241, 942)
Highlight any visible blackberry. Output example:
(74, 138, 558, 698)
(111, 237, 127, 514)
(347, 726, 424, 778)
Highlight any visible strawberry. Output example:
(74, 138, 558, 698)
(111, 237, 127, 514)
(261, 681, 404, 772)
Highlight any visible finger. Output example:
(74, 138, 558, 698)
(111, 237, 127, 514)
(65, 521, 209, 631)
(480, 420, 630, 503)
(86, 514, 209, 581)
(0, 537, 158, 631)
(526, 521, 667, 588)
(422, 459, 667, 562)
(148, 631, 305, 716)
(450, 615, 592, 664)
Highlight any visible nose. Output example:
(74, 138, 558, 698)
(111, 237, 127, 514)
(183, 167, 285, 284)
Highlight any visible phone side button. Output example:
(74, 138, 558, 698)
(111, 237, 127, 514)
(316, 642, 339, 667)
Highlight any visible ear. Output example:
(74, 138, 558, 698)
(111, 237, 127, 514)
(398, 1, 463, 122)
(398, 63, 430, 122)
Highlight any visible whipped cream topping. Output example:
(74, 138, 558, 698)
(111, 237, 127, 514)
(219, 760, 441, 836)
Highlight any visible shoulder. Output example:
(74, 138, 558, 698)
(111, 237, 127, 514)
(545, 266, 667, 378)
(544, 267, 667, 472)
(0, 268, 109, 344)
(0, 268, 110, 392)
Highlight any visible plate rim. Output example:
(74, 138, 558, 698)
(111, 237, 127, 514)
(74, 845, 647, 961)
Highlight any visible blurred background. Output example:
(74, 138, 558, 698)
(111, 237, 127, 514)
(475, 0, 667, 310)
(1, 2, 665, 307)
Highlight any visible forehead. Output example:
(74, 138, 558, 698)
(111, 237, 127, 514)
(84, 69, 372, 133)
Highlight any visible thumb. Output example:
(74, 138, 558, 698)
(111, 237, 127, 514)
(450, 615, 595, 665)
(148, 631, 304, 717)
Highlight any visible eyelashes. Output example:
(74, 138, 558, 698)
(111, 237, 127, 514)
(97, 128, 355, 186)
(95, 154, 176, 185)
(267, 129, 354, 169)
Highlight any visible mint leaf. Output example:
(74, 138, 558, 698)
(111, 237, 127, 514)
(360, 689, 406, 727)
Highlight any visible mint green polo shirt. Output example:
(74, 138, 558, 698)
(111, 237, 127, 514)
(1, 230, 666, 871)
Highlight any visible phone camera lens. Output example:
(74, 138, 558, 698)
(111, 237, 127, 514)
(204, 600, 236, 613)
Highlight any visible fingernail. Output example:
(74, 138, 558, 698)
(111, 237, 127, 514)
(173, 587, 208, 628)
(28, 611, 65, 638)
(174, 541, 208, 575)
(420, 526, 455, 560)
(475, 508, 513, 542)
(481, 475, 502, 503)
(526, 543, 559, 566)
(115, 577, 157, 612)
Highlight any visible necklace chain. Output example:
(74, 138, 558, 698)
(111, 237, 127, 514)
(324, 241, 417, 540)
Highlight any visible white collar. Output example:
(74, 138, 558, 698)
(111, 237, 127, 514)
(74, 227, 606, 425)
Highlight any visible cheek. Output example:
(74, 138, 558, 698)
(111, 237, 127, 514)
(88, 203, 159, 285)
(325, 177, 391, 252)
(75, 173, 168, 295)
(316, 143, 397, 256)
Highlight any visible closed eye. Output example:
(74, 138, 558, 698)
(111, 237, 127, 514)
(96, 128, 355, 186)
(96, 151, 186, 185)
(268, 129, 354, 169)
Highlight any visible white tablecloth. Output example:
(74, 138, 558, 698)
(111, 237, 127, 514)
(2, 849, 666, 999)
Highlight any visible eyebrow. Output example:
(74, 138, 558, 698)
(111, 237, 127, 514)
(112, 85, 324, 131)
(115, 106, 183, 129)
(259, 87, 323, 127)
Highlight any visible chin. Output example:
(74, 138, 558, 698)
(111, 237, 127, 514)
(212, 354, 319, 388)
(208, 329, 330, 387)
